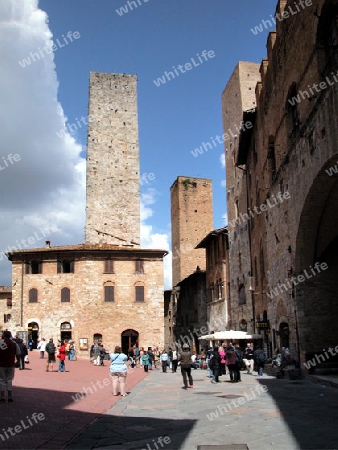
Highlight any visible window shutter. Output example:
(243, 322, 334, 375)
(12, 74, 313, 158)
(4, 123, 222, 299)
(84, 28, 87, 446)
(135, 260, 144, 274)
(135, 286, 144, 302)
(57, 261, 62, 273)
(104, 286, 114, 302)
(38, 262, 42, 274)
(29, 288, 38, 303)
(70, 260, 75, 273)
(4, 314, 6, 323)
(104, 259, 114, 273)
(61, 288, 70, 303)
(25, 262, 31, 274)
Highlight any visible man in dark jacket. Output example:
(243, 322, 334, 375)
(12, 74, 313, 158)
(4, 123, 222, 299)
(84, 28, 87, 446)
(254, 346, 267, 377)
(209, 347, 222, 383)
(0, 331, 21, 402)
(178, 343, 193, 390)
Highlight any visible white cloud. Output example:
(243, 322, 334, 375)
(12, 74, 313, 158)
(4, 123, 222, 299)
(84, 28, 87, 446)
(220, 152, 225, 168)
(0, 0, 85, 283)
(0, 0, 172, 294)
(221, 180, 226, 188)
(222, 212, 228, 226)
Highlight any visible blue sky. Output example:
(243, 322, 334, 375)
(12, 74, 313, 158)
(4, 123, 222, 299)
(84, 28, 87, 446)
(0, 0, 274, 288)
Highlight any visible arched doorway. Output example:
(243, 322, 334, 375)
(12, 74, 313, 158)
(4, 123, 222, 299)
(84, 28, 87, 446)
(93, 333, 102, 344)
(27, 322, 39, 348)
(121, 329, 139, 354)
(295, 157, 338, 365)
(279, 322, 289, 349)
(60, 322, 72, 341)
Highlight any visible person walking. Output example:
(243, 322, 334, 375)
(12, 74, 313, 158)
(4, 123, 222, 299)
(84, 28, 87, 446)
(17, 338, 28, 370)
(178, 343, 193, 390)
(141, 351, 149, 372)
(45, 338, 56, 372)
(57, 341, 66, 372)
(171, 348, 179, 373)
(219, 344, 226, 376)
(147, 347, 154, 370)
(226, 345, 236, 382)
(234, 344, 243, 382)
(37, 338, 47, 359)
(254, 345, 267, 377)
(0, 331, 21, 402)
(110, 346, 129, 397)
(209, 347, 221, 383)
(243, 343, 255, 374)
(160, 350, 169, 372)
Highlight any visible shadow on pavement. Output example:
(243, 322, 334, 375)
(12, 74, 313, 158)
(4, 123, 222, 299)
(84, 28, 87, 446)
(0, 385, 195, 450)
(257, 378, 338, 450)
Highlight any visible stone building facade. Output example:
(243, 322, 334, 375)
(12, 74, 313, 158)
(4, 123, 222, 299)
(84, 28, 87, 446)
(170, 176, 213, 287)
(7, 72, 166, 355)
(225, 0, 338, 369)
(0, 286, 12, 334)
(86, 72, 140, 247)
(7, 244, 166, 353)
(196, 227, 230, 333)
(222, 62, 261, 337)
(173, 269, 207, 352)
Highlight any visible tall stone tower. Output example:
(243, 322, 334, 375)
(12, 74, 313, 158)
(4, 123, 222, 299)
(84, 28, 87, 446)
(171, 176, 213, 287)
(85, 72, 140, 246)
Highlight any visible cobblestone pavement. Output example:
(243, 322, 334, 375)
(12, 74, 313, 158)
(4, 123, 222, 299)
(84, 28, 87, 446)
(0, 351, 147, 449)
(67, 366, 338, 450)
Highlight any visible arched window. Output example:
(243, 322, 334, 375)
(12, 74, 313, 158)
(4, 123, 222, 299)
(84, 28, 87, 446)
(239, 319, 247, 332)
(29, 288, 38, 303)
(61, 287, 70, 303)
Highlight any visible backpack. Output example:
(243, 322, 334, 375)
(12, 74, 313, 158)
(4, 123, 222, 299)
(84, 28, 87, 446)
(258, 351, 267, 363)
(235, 349, 243, 363)
(46, 343, 55, 354)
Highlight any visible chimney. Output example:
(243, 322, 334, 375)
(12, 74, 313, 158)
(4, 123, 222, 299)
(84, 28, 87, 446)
(45, 241, 51, 248)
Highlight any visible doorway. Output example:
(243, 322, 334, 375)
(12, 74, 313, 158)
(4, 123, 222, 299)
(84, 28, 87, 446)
(121, 329, 139, 354)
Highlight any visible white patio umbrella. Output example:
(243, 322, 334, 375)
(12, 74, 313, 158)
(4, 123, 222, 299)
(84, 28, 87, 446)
(198, 330, 262, 340)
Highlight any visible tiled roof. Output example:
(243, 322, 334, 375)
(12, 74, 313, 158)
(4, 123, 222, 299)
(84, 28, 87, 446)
(0, 286, 12, 293)
(195, 227, 228, 249)
(7, 243, 168, 258)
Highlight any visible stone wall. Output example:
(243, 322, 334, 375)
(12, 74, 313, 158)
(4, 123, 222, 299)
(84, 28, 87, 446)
(170, 176, 213, 287)
(9, 248, 165, 356)
(85, 72, 140, 246)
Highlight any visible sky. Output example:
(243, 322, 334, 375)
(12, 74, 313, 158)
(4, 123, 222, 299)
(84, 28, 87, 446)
(0, 0, 274, 289)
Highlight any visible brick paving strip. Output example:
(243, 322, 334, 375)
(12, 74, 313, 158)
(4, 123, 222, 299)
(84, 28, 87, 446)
(67, 366, 338, 450)
(0, 351, 147, 449)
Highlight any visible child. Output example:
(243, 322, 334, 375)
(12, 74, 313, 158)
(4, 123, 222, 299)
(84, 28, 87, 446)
(141, 352, 149, 372)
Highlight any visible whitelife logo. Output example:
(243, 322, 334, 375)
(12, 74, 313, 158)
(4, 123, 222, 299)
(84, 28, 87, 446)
(153, 50, 215, 87)
(18, 31, 81, 68)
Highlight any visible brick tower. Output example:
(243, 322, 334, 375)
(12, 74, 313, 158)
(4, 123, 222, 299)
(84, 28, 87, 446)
(85, 72, 140, 246)
(170, 176, 213, 287)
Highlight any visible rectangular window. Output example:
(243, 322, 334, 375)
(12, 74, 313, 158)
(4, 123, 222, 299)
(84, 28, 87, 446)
(135, 260, 144, 274)
(57, 260, 74, 274)
(61, 288, 70, 303)
(104, 286, 114, 302)
(25, 261, 42, 274)
(104, 259, 114, 273)
(135, 286, 144, 302)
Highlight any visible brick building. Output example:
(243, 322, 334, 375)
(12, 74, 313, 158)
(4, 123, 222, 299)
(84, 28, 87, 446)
(7, 73, 166, 355)
(0, 286, 12, 333)
(222, 61, 261, 339)
(196, 227, 230, 334)
(170, 176, 213, 287)
(225, 0, 338, 370)
(169, 176, 213, 349)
